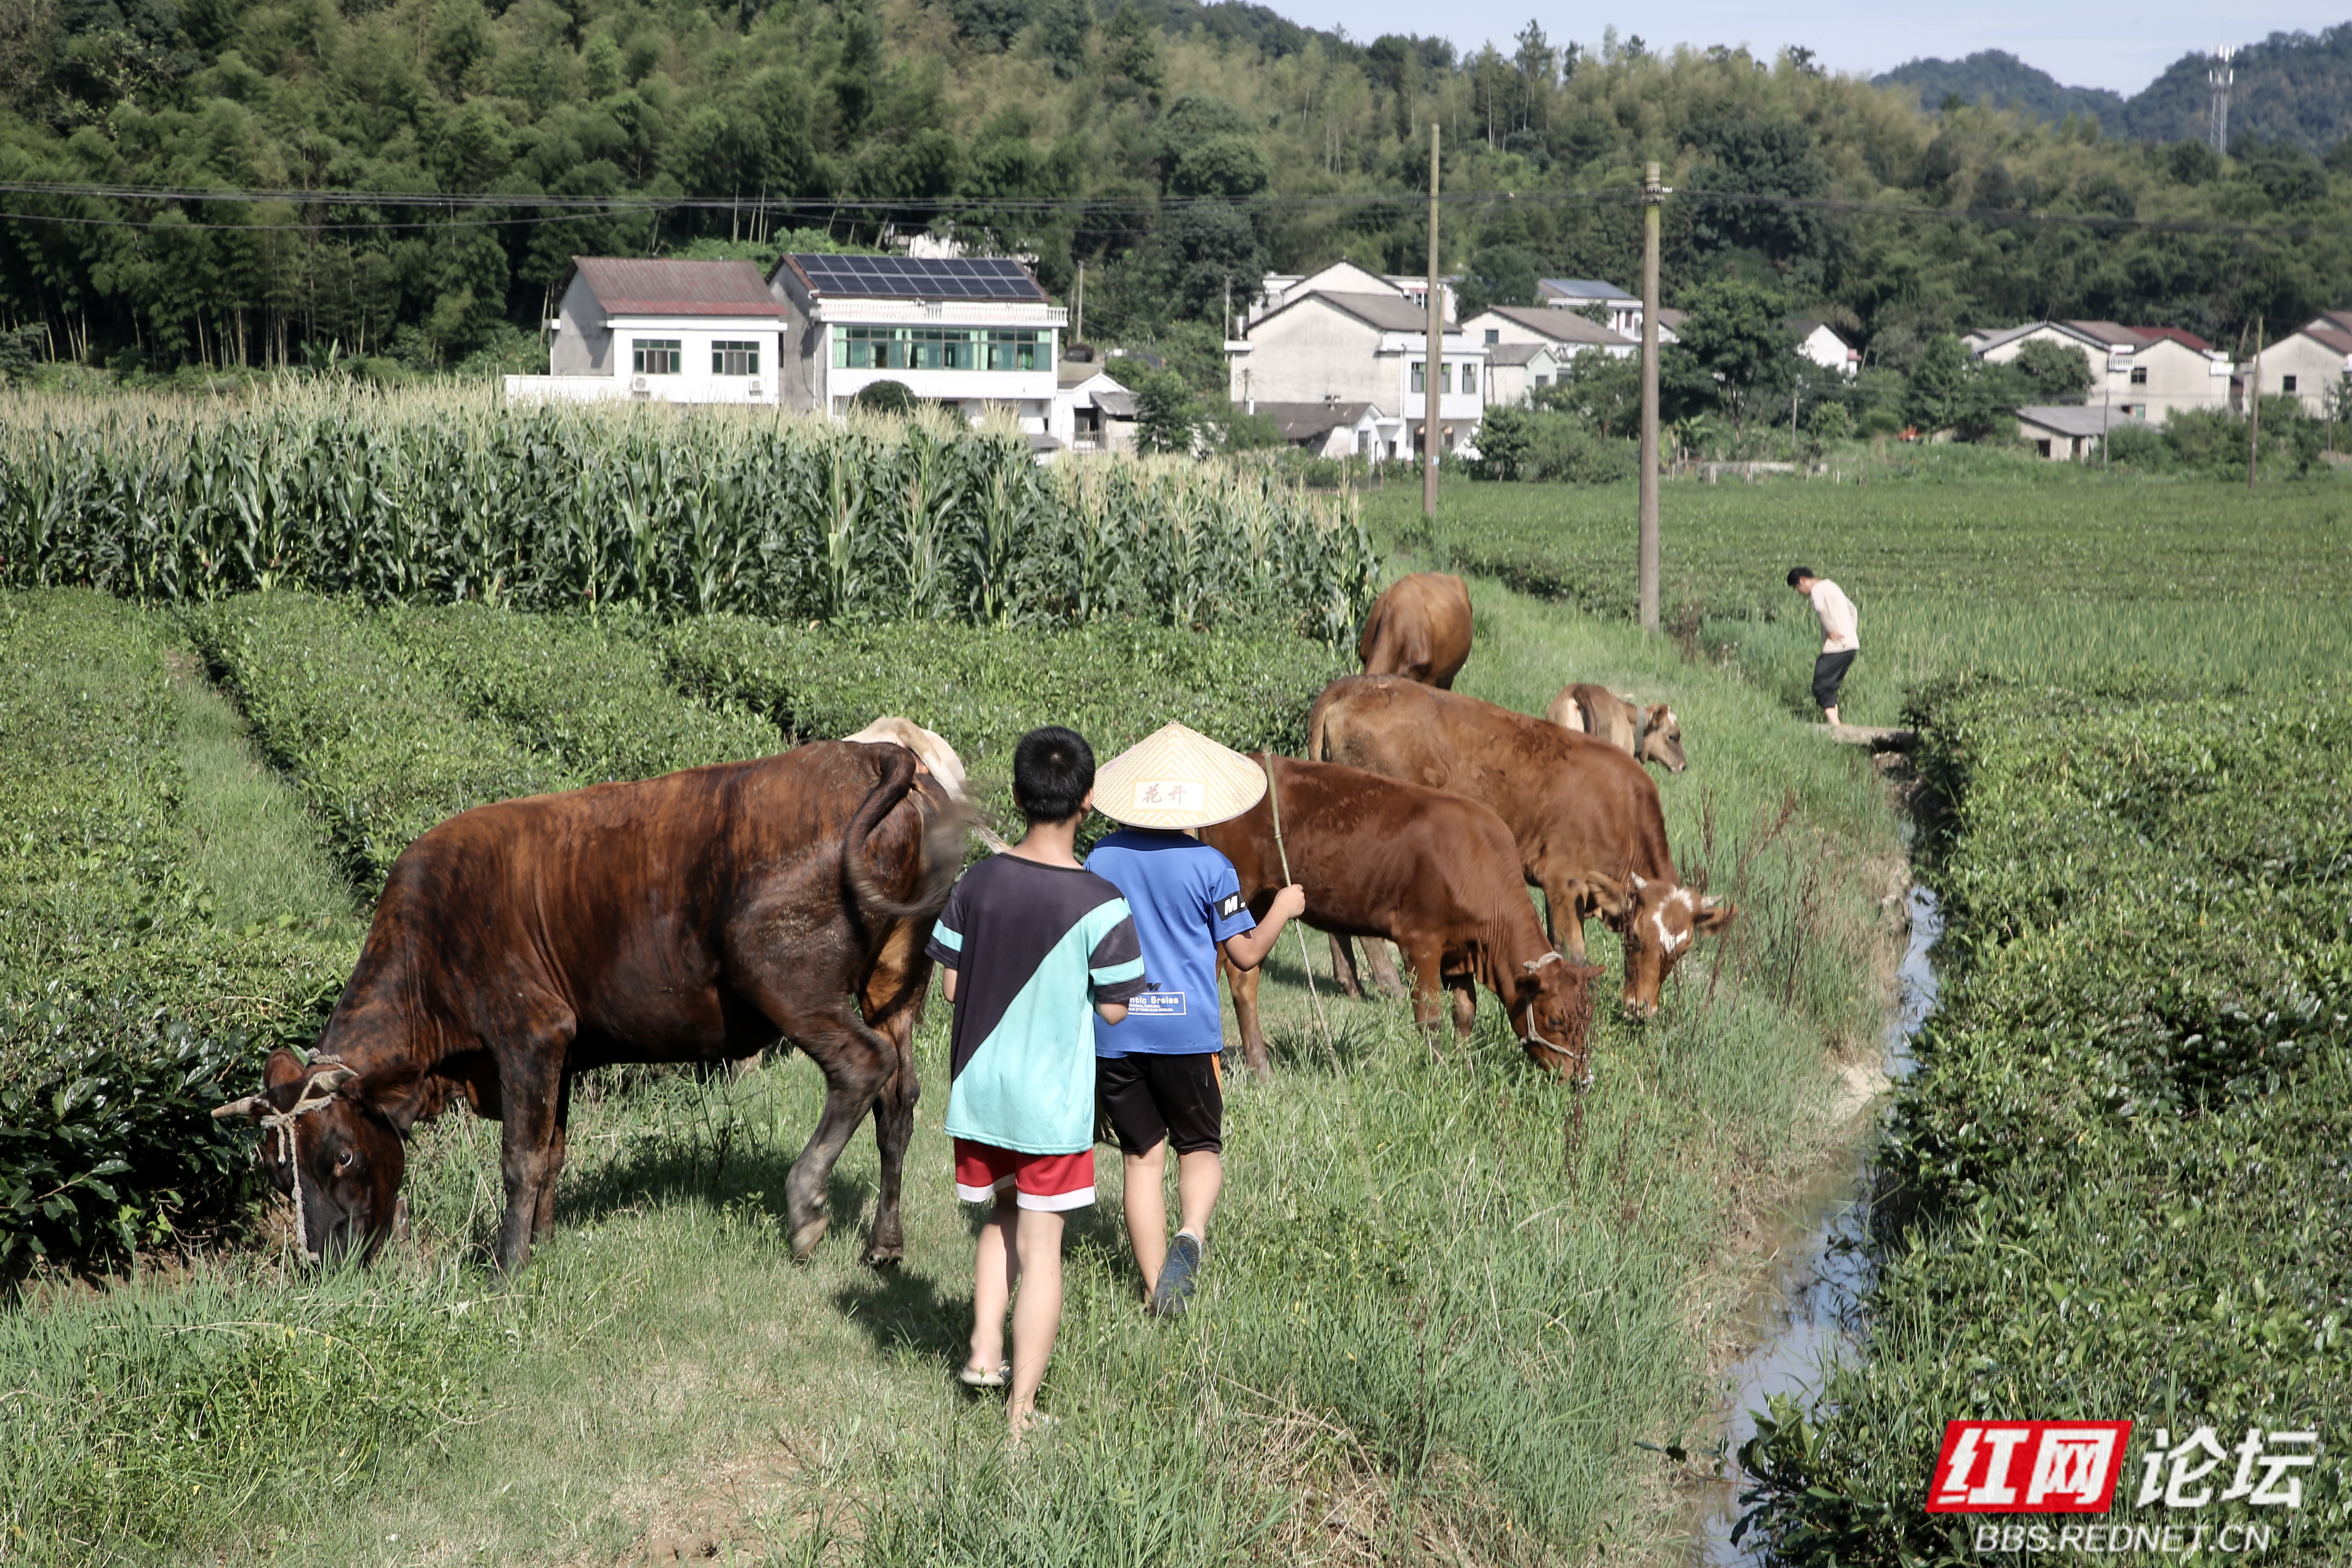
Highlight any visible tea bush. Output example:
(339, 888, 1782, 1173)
(649, 614, 1352, 828)
(1735, 679, 2352, 1565)
(185, 593, 566, 895)
(0, 394, 1380, 638)
(378, 602, 779, 782)
(0, 592, 346, 1277)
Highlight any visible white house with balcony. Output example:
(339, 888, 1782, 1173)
(1461, 305, 1638, 363)
(2244, 312, 2352, 416)
(1250, 262, 1457, 328)
(505, 258, 787, 404)
(1537, 278, 1644, 338)
(768, 253, 1064, 443)
(1227, 289, 1486, 459)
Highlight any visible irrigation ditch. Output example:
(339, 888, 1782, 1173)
(1689, 878, 1945, 1564)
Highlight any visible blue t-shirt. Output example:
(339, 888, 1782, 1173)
(1084, 828, 1258, 1057)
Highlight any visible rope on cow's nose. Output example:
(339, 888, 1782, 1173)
(1263, 760, 1332, 1049)
(261, 1066, 344, 1264)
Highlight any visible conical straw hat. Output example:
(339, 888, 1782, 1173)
(1094, 722, 1268, 829)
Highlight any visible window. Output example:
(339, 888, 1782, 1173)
(632, 339, 682, 375)
(2282, 374, 2298, 393)
(1410, 361, 1425, 393)
(832, 326, 1045, 372)
(1535, 374, 1550, 388)
(1440, 364, 1453, 395)
(1484, 329, 1499, 345)
(1461, 363, 1477, 395)
(2129, 365, 2148, 385)
(712, 341, 761, 376)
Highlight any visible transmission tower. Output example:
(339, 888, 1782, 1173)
(2208, 45, 2235, 156)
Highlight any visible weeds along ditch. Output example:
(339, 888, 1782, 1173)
(0, 567, 1900, 1564)
(1365, 475, 2352, 726)
(1734, 679, 2352, 1565)
(0, 390, 1379, 638)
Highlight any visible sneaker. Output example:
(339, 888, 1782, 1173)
(1150, 1232, 1203, 1318)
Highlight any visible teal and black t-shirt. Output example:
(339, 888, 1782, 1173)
(926, 855, 1149, 1155)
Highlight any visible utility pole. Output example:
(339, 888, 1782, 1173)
(1073, 261, 1085, 344)
(1638, 160, 1665, 634)
(2248, 315, 2264, 488)
(1423, 122, 1442, 521)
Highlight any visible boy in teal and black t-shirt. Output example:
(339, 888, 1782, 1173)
(1085, 724, 1304, 1318)
(927, 726, 1146, 1437)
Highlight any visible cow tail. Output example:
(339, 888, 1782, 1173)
(1305, 689, 1332, 763)
(842, 747, 961, 926)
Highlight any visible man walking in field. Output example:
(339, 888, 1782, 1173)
(1788, 567, 1859, 726)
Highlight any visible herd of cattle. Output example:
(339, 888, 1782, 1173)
(212, 573, 1733, 1271)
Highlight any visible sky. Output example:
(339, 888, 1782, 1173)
(1274, 2, 2351, 96)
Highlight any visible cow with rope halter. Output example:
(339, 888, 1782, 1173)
(213, 739, 967, 1272)
(1201, 755, 1600, 1082)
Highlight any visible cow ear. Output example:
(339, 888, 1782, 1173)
(263, 1047, 308, 1090)
(1695, 898, 1738, 934)
(1585, 873, 1633, 918)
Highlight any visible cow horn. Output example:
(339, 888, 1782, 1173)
(1523, 951, 1563, 971)
(1629, 872, 1648, 891)
(211, 1095, 270, 1120)
(314, 1065, 360, 1092)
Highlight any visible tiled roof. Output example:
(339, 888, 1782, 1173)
(1486, 343, 1557, 366)
(1278, 291, 1450, 333)
(2016, 404, 2152, 437)
(1539, 278, 1636, 301)
(1252, 401, 1377, 440)
(2061, 321, 2151, 349)
(2128, 326, 2214, 352)
(571, 258, 784, 317)
(1476, 306, 1635, 347)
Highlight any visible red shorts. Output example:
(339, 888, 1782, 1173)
(953, 1139, 1096, 1212)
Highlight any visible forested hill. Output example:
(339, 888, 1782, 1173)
(1878, 26, 2352, 154)
(2, 0, 2350, 382)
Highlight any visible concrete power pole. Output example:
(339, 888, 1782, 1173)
(1423, 122, 1442, 521)
(1638, 161, 1665, 634)
(2248, 315, 2264, 488)
(1073, 261, 1085, 345)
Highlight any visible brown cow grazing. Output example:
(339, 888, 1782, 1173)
(1199, 756, 1599, 1081)
(1308, 676, 1734, 1016)
(212, 743, 961, 1272)
(1547, 683, 1688, 773)
(1357, 572, 1473, 688)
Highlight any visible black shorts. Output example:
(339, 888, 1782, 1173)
(1095, 1052, 1223, 1157)
(1813, 649, 1858, 710)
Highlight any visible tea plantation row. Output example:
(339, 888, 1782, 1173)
(1736, 678, 2352, 1564)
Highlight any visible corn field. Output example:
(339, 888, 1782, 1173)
(0, 390, 1381, 638)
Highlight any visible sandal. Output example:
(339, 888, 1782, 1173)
(958, 1360, 1011, 1389)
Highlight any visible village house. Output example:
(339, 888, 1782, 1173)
(1969, 321, 2232, 423)
(1535, 278, 1644, 339)
(2245, 312, 2352, 417)
(1483, 342, 1568, 408)
(2015, 403, 2153, 461)
(768, 253, 1066, 444)
(1250, 261, 1456, 326)
(1250, 401, 1387, 457)
(1052, 358, 1137, 454)
(506, 258, 788, 405)
(1227, 288, 1486, 459)
(1459, 305, 1638, 362)
(1788, 318, 1858, 378)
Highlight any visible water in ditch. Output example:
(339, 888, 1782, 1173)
(1690, 880, 1943, 1564)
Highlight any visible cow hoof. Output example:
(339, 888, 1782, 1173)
(789, 1217, 829, 1260)
(864, 1242, 904, 1270)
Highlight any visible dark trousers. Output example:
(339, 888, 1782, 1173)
(1813, 649, 1858, 710)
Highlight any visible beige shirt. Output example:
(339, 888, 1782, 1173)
(1809, 579, 1859, 653)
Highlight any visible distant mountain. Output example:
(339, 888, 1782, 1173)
(1875, 51, 2124, 127)
(1877, 25, 2352, 155)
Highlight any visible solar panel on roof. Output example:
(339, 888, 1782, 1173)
(790, 252, 1045, 301)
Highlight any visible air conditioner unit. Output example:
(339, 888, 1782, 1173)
(631, 376, 650, 392)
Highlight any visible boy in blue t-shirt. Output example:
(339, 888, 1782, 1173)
(928, 726, 1148, 1436)
(1085, 724, 1305, 1317)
